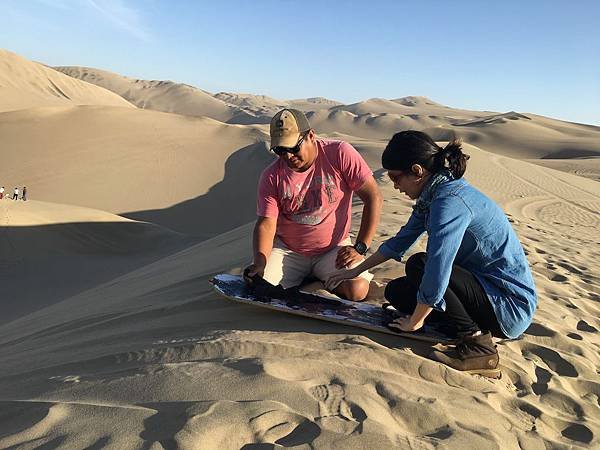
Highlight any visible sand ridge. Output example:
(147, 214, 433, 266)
(0, 50, 133, 112)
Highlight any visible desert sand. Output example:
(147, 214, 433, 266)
(0, 49, 598, 449)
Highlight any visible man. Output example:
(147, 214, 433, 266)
(245, 109, 382, 301)
(12, 187, 18, 200)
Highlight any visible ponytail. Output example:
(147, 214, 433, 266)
(434, 139, 469, 179)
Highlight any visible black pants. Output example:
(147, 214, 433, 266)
(384, 252, 506, 338)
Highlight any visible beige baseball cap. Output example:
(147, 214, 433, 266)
(269, 109, 311, 149)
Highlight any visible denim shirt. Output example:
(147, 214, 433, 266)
(378, 177, 537, 338)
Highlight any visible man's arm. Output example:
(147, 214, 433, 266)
(246, 216, 277, 279)
(336, 176, 382, 269)
(354, 176, 383, 248)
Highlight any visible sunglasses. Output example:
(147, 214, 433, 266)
(387, 171, 408, 184)
(272, 134, 306, 156)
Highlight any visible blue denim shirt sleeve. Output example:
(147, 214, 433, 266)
(378, 211, 426, 261)
(417, 195, 472, 311)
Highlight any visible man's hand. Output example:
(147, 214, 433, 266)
(335, 245, 364, 270)
(243, 263, 265, 284)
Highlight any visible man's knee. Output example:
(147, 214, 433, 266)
(338, 278, 370, 301)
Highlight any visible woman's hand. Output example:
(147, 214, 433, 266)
(325, 267, 360, 290)
(392, 316, 425, 332)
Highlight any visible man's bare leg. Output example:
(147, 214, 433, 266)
(335, 278, 370, 301)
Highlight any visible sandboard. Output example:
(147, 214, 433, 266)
(210, 274, 456, 344)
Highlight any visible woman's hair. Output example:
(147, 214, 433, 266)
(381, 130, 469, 179)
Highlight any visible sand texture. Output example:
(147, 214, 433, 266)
(0, 49, 599, 449)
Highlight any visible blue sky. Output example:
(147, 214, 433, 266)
(1, 0, 598, 124)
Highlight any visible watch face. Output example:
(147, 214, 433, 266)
(354, 242, 368, 255)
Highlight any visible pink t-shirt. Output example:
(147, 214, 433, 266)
(257, 139, 372, 256)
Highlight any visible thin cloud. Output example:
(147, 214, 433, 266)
(86, 0, 152, 42)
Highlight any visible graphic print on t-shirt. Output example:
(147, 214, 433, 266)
(281, 173, 339, 225)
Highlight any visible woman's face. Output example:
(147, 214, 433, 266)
(387, 167, 429, 199)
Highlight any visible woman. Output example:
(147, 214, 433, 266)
(327, 131, 536, 377)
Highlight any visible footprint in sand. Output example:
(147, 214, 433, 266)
(567, 332, 583, 341)
(309, 384, 364, 435)
(576, 320, 598, 333)
(562, 422, 594, 444)
(528, 345, 578, 378)
(532, 366, 552, 395)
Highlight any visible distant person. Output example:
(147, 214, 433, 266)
(0, 186, 4, 199)
(244, 109, 383, 301)
(12, 187, 18, 200)
(22, 186, 27, 201)
(328, 131, 537, 377)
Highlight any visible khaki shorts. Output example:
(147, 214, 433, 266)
(262, 237, 374, 289)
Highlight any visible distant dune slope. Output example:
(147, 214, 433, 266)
(427, 112, 600, 160)
(309, 109, 600, 162)
(56, 66, 343, 124)
(53, 63, 600, 174)
(54, 66, 239, 122)
(0, 105, 272, 236)
(214, 92, 342, 114)
(0, 49, 133, 112)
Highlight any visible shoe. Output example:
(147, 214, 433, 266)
(430, 331, 501, 379)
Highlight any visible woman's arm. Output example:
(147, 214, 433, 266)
(326, 210, 426, 289)
(378, 211, 426, 261)
(326, 250, 389, 290)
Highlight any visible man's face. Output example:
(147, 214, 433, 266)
(276, 130, 317, 172)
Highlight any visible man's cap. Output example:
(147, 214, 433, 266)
(270, 109, 311, 149)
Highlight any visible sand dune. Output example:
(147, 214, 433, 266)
(0, 144, 598, 448)
(0, 199, 193, 326)
(431, 112, 600, 160)
(0, 50, 133, 112)
(54, 66, 242, 123)
(213, 92, 286, 112)
(0, 49, 599, 449)
(330, 96, 485, 118)
(308, 108, 600, 167)
(1, 102, 597, 238)
(53, 62, 600, 178)
(214, 93, 341, 111)
(530, 158, 600, 182)
(0, 105, 271, 237)
(55, 67, 341, 125)
(392, 96, 445, 107)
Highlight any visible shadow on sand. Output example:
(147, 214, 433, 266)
(0, 220, 194, 325)
(123, 142, 275, 239)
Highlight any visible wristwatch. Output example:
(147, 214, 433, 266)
(353, 241, 369, 255)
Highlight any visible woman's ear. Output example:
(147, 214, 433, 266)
(411, 164, 426, 179)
